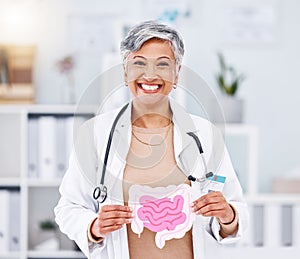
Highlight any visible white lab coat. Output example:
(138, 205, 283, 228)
(54, 100, 249, 259)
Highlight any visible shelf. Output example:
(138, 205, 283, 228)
(27, 179, 62, 187)
(0, 252, 20, 259)
(245, 193, 300, 204)
(0, 104, 97, 115)
(0, 177, 21, 187)
(221, 246, 300, 259)
(27, 250, 86, 258)
(225, 124, 258, 134)
(2, 105, 300, 259)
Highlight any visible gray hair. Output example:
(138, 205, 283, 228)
(120, 20, 185, 67)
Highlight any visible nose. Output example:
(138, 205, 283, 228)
(143, 63, 157, 80)
(142, 75, 158, 81)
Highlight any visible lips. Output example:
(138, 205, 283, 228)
(137, 83, 162, 93)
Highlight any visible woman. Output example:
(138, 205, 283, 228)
(54, 21, 248, 259)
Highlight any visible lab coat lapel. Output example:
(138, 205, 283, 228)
(100, 100, 205, 258)
(106, 104, 131, 259)
(104, 103, 132, 205)
(170, 100, 201, 177)
(103, 99, 206, 196)
(171, 100, 209, 206)
(103, 100, 204, 193)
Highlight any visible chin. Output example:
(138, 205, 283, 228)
(133, 93, 169, 107)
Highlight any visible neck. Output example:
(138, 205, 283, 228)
(131, 97, 172, 128)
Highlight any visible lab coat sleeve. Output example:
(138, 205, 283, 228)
(209, 146, 249, 244)
(54, 119, 106, 257)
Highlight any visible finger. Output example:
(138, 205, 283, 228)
(192, 194, 227, 214)
(101, 205, 132, 213)
(192, 192, 225, 209)
(100, 218, 132, 227)
(100, 224, 123, 236)
(199, 191, 224, 202)
(193, 200, 219, 214)
(100, 211, 134, 220)
(200, 208, 224, 217)
(195, 202, 226, 215)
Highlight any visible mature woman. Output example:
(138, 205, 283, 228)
(54, 21, 248, 259)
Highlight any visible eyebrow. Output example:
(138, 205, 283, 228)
(132, 55, 172, 60)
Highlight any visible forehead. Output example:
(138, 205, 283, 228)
(129, 38, 175, 60)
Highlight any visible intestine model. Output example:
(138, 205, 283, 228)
(128, 184, 195, 249)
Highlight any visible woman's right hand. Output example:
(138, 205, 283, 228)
(91, 205, 134, 238)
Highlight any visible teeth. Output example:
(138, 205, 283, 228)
(141, 84, 159, 91)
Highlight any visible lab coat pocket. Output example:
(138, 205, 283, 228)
(202, 229, 225, 259)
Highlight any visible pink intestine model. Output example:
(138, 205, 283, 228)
(128, 184, 195, 249)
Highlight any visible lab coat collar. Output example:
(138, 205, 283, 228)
(103, 98, 202, 205)
(114, 98, 197, 155)
(109, 98, 198, 176)
(169, 98, 198, 159)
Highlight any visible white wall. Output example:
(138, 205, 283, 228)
(1, 0, 299, 192)
(181, 0, 300, 191)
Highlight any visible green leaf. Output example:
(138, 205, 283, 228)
(217, 52, 226, 72)
(39, 220, 57, 230)
(230, 80, 238, 95)
(215, 52, 246, 96)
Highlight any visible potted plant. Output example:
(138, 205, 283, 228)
(55, 55, 76, 104)
(35, 219, 59, 250)
(215, 52, 246, 123)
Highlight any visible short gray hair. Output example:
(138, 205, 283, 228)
(120, 20, 185, 67)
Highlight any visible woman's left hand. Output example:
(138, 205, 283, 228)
(191, 191, 234, 224)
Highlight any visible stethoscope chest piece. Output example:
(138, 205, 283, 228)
(93, 184, 107, 203)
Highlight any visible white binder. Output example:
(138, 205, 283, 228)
(38, 116, 57, 180)
(9, 191, 20, 251)
(0, 190, 10, 251)
(56, 117, 67, 179)
(293, 204, 300, 246)
(264, 204, 281, 247)
(28, 118, 39, 178)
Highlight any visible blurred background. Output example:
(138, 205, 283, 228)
(0, 0, 299, 259)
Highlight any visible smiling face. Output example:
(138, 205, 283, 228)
(124, 38, 178, 99)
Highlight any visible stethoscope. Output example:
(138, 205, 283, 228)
(93, 103, 214, 203)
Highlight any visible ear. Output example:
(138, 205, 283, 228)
(123, 65, 128, 85)
(174, 65, 181, 84)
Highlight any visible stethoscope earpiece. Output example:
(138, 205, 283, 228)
(93, 184, 107, 203)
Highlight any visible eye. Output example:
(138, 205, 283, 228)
(133, 60, 146, 66)
(156, 61, 170, 67)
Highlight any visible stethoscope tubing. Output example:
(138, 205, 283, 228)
(100, 103, 129, 185)
(93, 103, 212, 203)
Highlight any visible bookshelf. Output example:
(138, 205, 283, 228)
(223, 125, 300, 258)
(1, 105, 300, 259)
(224, 124, 259, 197)
(0, 105, 95, 259)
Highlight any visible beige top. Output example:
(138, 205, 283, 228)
(123, 123, 194, 259)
